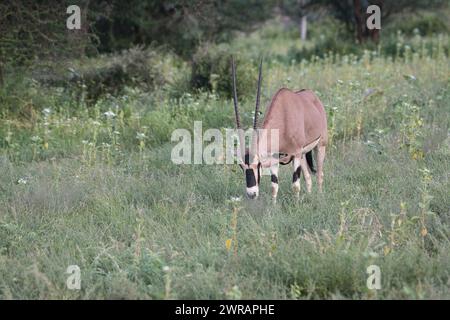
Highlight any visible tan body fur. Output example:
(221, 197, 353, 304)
(254, 88, 328, 200)
(259, 88, 327, 162)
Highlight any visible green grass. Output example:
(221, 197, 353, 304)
(0, 29, 449, 299)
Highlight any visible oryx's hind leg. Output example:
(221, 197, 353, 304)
(299, 154, 312, 193)
(270, 164, 279, 203)
(315, 145, 326, 192)
(292, 157, 301, 197)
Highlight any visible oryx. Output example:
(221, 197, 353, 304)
(231, 57, 328, 200)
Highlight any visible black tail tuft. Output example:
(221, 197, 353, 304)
(305, 151, 316, 174)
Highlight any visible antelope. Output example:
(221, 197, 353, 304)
(231, 57, 328, 201)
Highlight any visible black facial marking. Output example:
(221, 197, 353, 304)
(245, 169, 257, 188)
(271, 174, 278, 184)
(244, 153, 261, 187)
(292, 166, 301, 183)
(244, 153, 250, 165)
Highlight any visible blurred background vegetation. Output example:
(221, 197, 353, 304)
(1, 0, 449, 112)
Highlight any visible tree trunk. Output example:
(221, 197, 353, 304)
(298, 0, 307, 41)
(300, 15, 307, 41)
(0, 62, 3, 87)
(367, 0, 383, 43)
(354, 0, 383, 43)
(66, 0, 90, 59)
(353, 0, 364, 43)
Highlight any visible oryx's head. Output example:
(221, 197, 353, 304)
(231, 56, 263, 199)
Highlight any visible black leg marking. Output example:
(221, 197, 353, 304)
(257, 163, 261, 185)
(306, 151, 316, 174)
(292, 166, 301, 183)
(271, 174, 278, 184)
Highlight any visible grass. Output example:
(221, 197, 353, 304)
(0, 25, 449, 299)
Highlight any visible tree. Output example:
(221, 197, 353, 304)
(0, 61, 3, 87)
(91, 0, 276, 57)
(279, 0, 311, 41)
(302, 0, 448, 43)
(0, 0, 95, 66)
(297, 0, 308, 41)
(353, 0, 383, 43)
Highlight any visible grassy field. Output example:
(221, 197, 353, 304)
(0, 24, 449, 299)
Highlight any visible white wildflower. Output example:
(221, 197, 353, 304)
(31, 136, 41, 143)
(403, 74, 417, 81)
(103, 110, 116, 119)
(17, 177, 28, 185)
(136, 132, 146, 140)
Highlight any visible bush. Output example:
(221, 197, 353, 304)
(286, 35, 360, 62)
(385, 13, 448, 36)
(284, 17, 360, 63)
(33, 46, 183, 104)
(0, 46, 191, 116)
(285, 28, 449, 64)
(191, 43, 258, 98)
(0, 70, 74, 119)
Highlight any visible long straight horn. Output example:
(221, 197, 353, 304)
(253, 57, 263, 129)
(231, 56, 245, 161)
(231, 56, 241, 129)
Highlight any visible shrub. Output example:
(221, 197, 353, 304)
(286, 35, 360, 62)
(33, 46, 183, 104)
(0, 46, 191, 115)
(385, 13, 448, 36)
(191, 43, 258, 98)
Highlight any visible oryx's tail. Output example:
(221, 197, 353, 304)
(306, 151, 316, 174)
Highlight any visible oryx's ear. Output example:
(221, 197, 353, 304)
(259, 153, 280, 168)
(272, 152, 288, 159)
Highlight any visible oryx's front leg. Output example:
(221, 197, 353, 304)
(270, 164, 279, 203)
(292, 157, 301, 197)
(300, 154, 312, 193)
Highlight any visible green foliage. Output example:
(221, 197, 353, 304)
(286, 20, 449, 63)
(91, 0, 276, 57)
(385, 13, 449, 36)
(0, 0, 95, 67)
(305, 0, 449, 32)
(0, 46, 189, 114)
(191, 43, 258, 98)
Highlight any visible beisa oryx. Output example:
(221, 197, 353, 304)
(231, 57, 328, 201)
